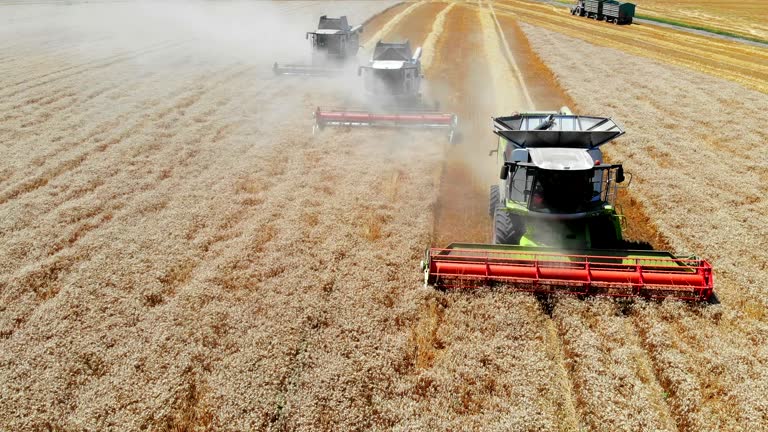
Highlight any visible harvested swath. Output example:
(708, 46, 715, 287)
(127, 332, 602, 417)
(389, 291, 577, 431)
(369, 1, 448, 49)
(420, 2, 455, 72)
(402, 5, 579, 430)
(553, 298, 676, 430)
(362, 1, 426, 51)
(361, 2, 412, 44)
(429, 3, 502, 247)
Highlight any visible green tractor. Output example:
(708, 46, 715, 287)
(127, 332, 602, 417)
(422, 108, 715, 302)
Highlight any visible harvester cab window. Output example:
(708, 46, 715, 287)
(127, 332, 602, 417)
(372, 69, 405, 94)
(510, 165, 534, 202)
(529, 169, 594, 213)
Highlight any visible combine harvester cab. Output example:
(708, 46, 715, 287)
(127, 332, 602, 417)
(273, 15, 363, 76)
(423, 109, 714, 302)
(313, 40, 458, 142)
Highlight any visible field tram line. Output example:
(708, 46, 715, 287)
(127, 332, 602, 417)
(0, 39, 192, 99)
(631, 315, 699, 430)
(633, 306, 756, 430)
(0, 64, 254, 208)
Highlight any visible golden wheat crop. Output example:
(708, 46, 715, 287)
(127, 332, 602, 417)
(2, 1, 767, 431)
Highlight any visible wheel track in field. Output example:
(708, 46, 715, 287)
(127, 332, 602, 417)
(632, 305, 768, 430)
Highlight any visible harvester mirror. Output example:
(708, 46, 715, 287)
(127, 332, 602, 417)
(305, 32, 310, 40)
(617, 166, 625, 183)
(500, 165, 510, 180)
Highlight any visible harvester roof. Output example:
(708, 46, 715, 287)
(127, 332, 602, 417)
(317, 15, 350, 31)
(494, 113, 624, 149)
(528, 147, 594, 170)
(373, 41, 413, 61)
(369, 60, 408, 70)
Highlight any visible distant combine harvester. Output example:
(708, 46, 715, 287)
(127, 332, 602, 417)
(571, 0, 636, 25)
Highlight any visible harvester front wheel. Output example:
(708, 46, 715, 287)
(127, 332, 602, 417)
(493, 208, 523, 245)
(489, 185, 500, 217)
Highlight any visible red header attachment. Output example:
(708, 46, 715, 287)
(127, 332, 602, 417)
(425, 247, 714, 302)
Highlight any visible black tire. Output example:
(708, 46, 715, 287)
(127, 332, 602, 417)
(489, 185, 500, 217)
(493, 208, 523, 245)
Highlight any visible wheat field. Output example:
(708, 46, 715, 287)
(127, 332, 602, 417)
(631, 0, 768, 41)
(1, 1, 767, 430)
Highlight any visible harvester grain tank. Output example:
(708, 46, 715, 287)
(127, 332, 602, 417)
(313, 40, 458, 142)
(572, 0, 635, 24)
(422, 109, 714, 302)
(273, 15, 363, 76)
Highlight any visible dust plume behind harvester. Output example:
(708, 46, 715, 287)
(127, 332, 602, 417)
(273, 15, 362, 76)
(423, 109, 715, 302)
(313, 40, 458, 142)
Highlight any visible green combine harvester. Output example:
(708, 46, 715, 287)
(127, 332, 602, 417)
(422, 108, 714, 302)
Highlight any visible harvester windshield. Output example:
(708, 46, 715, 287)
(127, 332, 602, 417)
(309, 32, 344, 56)
(364, 68, 408, 95)
(530, 169, 594, 213)
(511, 165, 622, 214)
